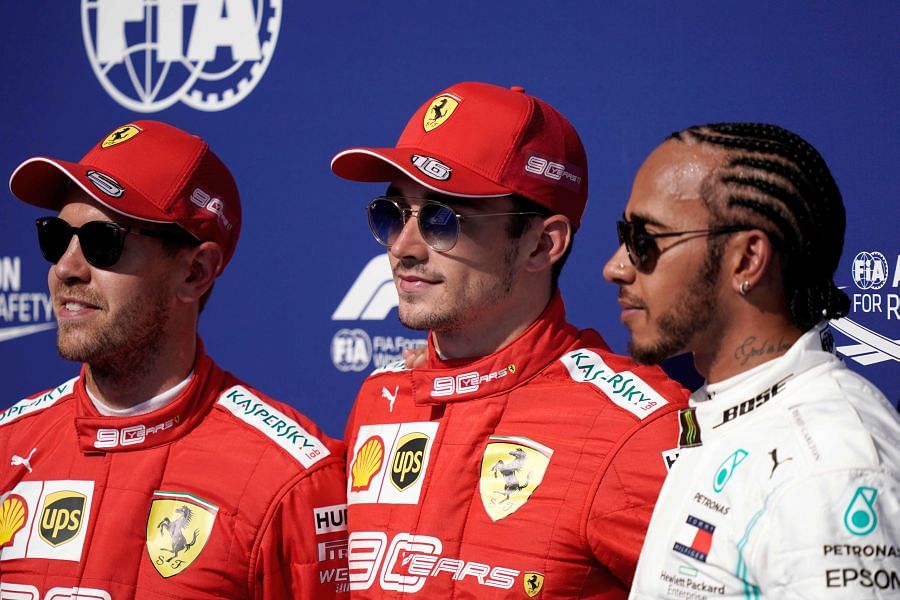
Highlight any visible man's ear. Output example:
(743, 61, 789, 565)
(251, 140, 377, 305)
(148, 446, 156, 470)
(525, 214, 571, 273)
(175, 241, 223, 304)
(727, 229, 775, 296)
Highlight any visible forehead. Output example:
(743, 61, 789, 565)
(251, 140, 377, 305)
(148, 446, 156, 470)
(57, 188, 142, 228)
(386, 177, 514, 211)
(625, 139, 722, 225)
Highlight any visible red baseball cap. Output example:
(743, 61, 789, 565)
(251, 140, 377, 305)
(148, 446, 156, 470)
(8, 120, 241, 270)
(331, 82, 589, 230)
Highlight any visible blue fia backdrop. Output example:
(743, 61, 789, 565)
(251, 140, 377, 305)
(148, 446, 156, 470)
(1, 2, 897, 438)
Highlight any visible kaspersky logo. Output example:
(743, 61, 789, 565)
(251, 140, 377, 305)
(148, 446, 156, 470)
(81, 0, 281, 113)
(331, 255, 425, 372)
(0, 256, 55, 344)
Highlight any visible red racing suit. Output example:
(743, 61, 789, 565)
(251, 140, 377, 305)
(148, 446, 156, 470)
(0, 341, 348, 599)
(344, 293, 689, 598)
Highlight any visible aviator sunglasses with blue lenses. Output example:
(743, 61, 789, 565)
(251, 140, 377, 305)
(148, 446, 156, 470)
(366, 196, 543, 252)
(36, 216, 199, 269)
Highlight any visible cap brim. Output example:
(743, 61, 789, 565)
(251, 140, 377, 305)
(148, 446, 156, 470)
(331, 147, 512, 198)
(9, 157, 173, 224)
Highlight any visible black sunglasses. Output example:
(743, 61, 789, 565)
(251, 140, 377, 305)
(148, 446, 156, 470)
(366, 196, 542, 252)
(36, 216, 199, 269)
(616, 219, 753, 272)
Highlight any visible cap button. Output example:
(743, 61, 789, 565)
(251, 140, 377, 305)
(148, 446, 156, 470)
(509, 86, 526, 93)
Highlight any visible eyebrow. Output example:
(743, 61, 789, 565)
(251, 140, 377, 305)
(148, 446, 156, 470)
(383, 186, 483, 211)
(623, 211, 669, 229)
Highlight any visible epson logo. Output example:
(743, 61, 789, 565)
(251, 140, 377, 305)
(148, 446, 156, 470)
(86, 170, 125, 198)
(431, 368, 510, 398)
(411, 155, 452, 181)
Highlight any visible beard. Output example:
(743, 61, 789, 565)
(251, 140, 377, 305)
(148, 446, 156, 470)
(628, 247, 722, 365)
(396, 244, 519, 332)
(56, 283, 172, 382)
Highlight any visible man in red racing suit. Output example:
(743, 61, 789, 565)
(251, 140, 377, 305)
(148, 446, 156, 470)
(0, 120, 348, 599)
(344, 293, 688, 598)
(331, 82, 689, 598)
(0, 342, 347, 599)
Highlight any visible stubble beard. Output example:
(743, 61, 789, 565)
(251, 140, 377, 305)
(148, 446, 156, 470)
(628, 250, 722, 365)
(56, 285, 171, 385)
(396, 245, 519, 333)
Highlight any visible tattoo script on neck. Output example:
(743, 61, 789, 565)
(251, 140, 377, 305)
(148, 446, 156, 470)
(734, 336, 791, 367)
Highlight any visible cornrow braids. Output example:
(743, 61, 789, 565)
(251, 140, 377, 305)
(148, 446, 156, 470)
(669, 123, 850, 330)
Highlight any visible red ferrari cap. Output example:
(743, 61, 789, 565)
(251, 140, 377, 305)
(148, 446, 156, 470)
(8, 120, 241, 270)
(331, 81, 589, 230)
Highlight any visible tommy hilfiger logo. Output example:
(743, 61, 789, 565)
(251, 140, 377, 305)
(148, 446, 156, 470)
(673, 515, 716, 562)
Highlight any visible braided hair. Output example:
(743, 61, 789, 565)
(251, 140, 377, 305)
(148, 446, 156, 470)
(669, 123, 850, 330)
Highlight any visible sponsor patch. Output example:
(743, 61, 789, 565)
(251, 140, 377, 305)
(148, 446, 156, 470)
(0, 480, 94, 562)
(524, 572, 545, 597)
(712, 449, 748, 493)
(39, 491, 87, 547)
(560, 349, 668, 419)
(348, 422, 439, 505)
(844, 486, 879, 536)
(0, 495, 27, 549)
(678, 407, 702, 448)
(479, 436, 553, 522)
(314, 503, 348, 534)
(673, 515, 716, 563)
(0, 378, 77, 428)
(411, 155, 451, 181)
(86, 170, 125, 198)
(217, 385, 330, 468)
(146, 491, 218, 578)
(101, 124, 141, 148)
(351, 436, 385, 492)
(423, 94, 460, 131)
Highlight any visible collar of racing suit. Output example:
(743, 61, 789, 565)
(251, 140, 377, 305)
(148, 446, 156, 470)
(409, 291, 584, 406)
(687, 321, 841, 439)
(73, 338, 225, 453)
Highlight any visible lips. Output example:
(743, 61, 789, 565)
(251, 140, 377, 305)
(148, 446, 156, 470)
(393, 267, 442, 294)
(56, 293, 102, 319)
(617, 291, 646, 323)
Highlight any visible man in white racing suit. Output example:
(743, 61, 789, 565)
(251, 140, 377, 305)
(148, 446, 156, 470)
(603, 122, 899, 598)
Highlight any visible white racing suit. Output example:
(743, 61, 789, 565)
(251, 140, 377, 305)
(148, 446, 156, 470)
(629, 323, 900, 599)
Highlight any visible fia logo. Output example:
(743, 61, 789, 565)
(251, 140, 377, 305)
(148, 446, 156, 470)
(81, 0, 281, 112)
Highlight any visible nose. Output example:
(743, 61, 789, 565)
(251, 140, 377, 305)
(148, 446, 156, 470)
(602, 243, 634, 285)
(388, 211, 429, 262)
(50, 234, 91, 284)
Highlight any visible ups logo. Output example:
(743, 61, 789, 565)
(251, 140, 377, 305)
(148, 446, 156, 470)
(390, 432, 429, 491)
(40, 491, 86, 546)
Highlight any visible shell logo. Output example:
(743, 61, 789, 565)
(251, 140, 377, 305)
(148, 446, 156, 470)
(351, 436, 385, 492)
(0, 494, 28, 548)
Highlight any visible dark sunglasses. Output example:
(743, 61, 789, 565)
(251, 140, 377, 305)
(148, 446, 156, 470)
(616, 219, 753, 272)
(36, 216, 199, 269)
(366, 196, 543, 252)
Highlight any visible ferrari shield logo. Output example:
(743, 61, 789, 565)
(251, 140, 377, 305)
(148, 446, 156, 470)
(423, 95, 460, 131)
(145, 491, 218, 578)
(101, 124, 141, 148)
(480, 436, 553, 522)
(524, 572, 545, 597)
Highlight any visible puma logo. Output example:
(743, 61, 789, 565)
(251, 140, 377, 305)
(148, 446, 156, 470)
(381, 386, 399, 412)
